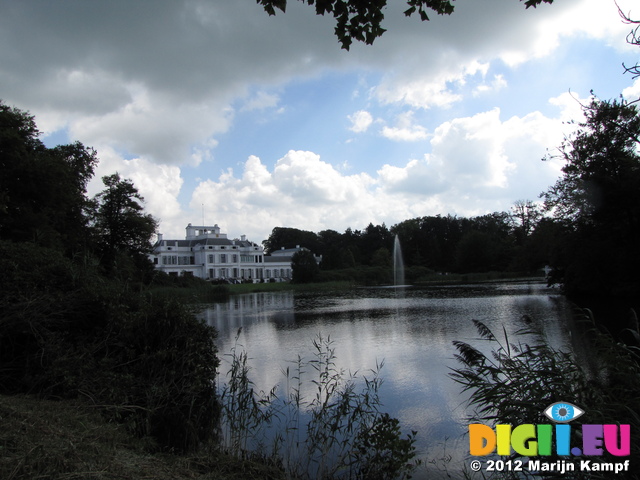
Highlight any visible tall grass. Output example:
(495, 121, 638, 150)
(217, 331, 419, 480)
(450, 309, 640, 479)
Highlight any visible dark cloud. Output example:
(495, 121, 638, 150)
(0, 0, 631, 239)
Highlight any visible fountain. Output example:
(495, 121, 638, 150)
(393, 235, 406, 288)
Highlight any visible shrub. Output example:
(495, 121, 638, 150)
(0, 239, 220, 452)
(291, 250, 320, 283)
(0, 240, 85, 393)
(47, 290, 220, 452)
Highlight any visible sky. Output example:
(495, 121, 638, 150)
(2, 0, 640, 243)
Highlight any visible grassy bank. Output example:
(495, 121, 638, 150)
(222, 273, 544, 295)
(147, 273, 546, 304)
(0, 394, 285, 480)
(147, 280, 358, 304)
(226, 280, 355, 295)
(413, 271, 545, 286)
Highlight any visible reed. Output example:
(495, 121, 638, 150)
(217, 332, 419, 479)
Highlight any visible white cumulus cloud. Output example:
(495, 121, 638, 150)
(348, 110, 374, 132)
(178, 98, 576, 241)
(380, 111, 429, 141)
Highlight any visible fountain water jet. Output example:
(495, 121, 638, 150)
(393, 235, 406, 288)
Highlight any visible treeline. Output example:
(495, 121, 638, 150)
(265, 205, 552, 282)
(0, 101, 220, 453)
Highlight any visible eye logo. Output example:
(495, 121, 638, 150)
(544, 402, 584, 423)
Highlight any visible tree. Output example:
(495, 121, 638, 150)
(317, 228, 349, 269)
(510, 199, 542, 245)
(263, 226, 320, 254)
(257, 0, 554, 49)
(291, 248, 320, 283)
(359, 223, 392, 265)
(619, 5, 640, 79)
(0, 102, 97, 254)
(371, 247, 391, 268)
(455, 230, 496, 273)
(92, 173, 158, 273)
(542, 98, 640, 298)
(543, 98, 640, 232)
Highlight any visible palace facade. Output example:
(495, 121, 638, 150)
(149, 224, 312, 282)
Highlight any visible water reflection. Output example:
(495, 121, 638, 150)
(200, 280, 573, 479)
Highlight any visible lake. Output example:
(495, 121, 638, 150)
(199, 280, 576, 478)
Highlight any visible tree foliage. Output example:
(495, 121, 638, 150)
(1, 102, 220, 452)
(510, 199, 542, 244)
(257, 0, 555, 49)
(92, 173, 158, 273)
(267, 205, 554, 283)
(0, 102, 97, 254)
(542, 98, 640, 299)
(291, 248, 320, 283)
(619, 5, 640, 79)
(263, 226, 320, 254)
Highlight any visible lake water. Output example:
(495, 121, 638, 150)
(199, 280, 576, 478)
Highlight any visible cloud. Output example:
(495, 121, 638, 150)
(0, 0, 344, 166)
(69, 87, 232, 166)
(420, 106, 570, 203)
(348, 110, 374, 132)
(241, 91, 281, 112)
(362, 0, 630, 109)
(3, 1, 623, 137)
(380, 111, 429, 141)
(377, 157, 446, 194)
(189, 151, 377, 239)
(374, 73, 464, 110)
(622, 78, 640, 101)
(548, 91, 589, 123)
(473, 74, 508, 96)
(181, 100, 575, 241)
(87, 146, 185, 236)
(1, 0, 633, 242)
(1, 0, 628, 169)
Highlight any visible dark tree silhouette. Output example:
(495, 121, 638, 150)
(542, 98, 640, 298)
(257, 0, 554, 49)
(0, 102, 97, 254)
(92, 173, 158, 272)
(291, 248, 320, 283)
(619, 4, 640, 79)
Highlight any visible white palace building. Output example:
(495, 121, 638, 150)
(149, 224, 306, 282)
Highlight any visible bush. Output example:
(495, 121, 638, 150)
(291, 250, 320, 283)
(0, 240, 85, 393)
(43, 289, 219, 452)
(0, 240, 220, 452)
(316, 266, 391, 285)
